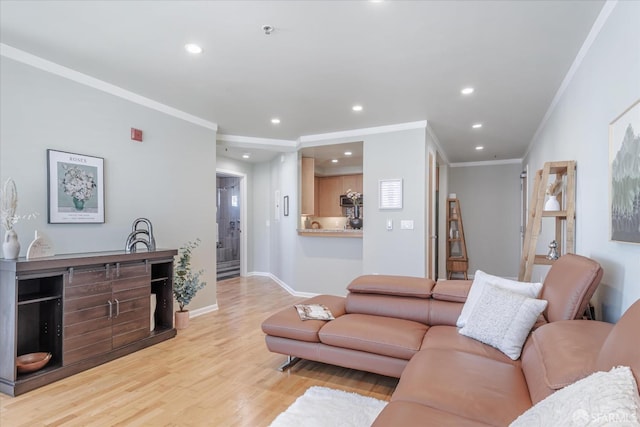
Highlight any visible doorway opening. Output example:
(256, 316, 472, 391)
(217, 174, 241, 280)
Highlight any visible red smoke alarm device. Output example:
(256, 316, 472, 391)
(131, 128, 143, 142)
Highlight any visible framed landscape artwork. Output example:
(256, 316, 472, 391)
(47, 149, 105, 224)
(609, 99, 640, 243)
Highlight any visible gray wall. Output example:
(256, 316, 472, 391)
(448, 162, 523, 277)
(524, 1, 640, 321)
(0, 57, 218, 311)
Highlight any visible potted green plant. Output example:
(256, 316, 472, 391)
(173, 239, 207, 329)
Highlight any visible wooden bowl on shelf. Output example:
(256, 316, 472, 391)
(16, 352, 52, 373)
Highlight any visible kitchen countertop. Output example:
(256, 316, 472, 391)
(297, 228, 363, 238)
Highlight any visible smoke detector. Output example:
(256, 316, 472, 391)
(262, 25, 274, 35)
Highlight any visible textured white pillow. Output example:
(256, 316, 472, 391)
(459, 283, 547, 360)
(457, 270, 543, 328)
(510, 366, 640, 426)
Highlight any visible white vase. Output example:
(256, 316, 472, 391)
(3, 229, 20, 259)
(544, 195, 560, 211)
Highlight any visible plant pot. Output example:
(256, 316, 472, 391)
(175, 310, 190, 330)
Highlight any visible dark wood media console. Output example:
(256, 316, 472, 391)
(0, 249, 178, 396)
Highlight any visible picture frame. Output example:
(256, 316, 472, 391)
(379, 179, 403, 209)
(47, 149, 105, 224)
(283, 195, 289, 217)
(609, 99, 640, 243)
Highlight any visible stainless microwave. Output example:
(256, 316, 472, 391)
(340, 195, 363, 207)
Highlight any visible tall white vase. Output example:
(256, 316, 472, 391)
(3, 229, 20, 259)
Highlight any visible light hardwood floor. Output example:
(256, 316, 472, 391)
(0, 276, 398, 426)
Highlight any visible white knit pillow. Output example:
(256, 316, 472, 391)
(510, 366, 640, 426)
(459, 283, 547, 360)
(457, 270, 542, 328)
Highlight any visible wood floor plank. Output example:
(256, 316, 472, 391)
(0, 276, 398, 426)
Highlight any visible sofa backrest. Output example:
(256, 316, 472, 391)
(540, 254, 603, 322)
(596, 299, 640, 388)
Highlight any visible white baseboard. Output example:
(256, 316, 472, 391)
(248, 271, 318, 298)
(189, 304, 219, 318)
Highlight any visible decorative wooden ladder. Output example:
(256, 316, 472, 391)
(446, 198, 469, 279)
(519, 161, 576, 282)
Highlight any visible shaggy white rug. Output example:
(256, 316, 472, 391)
(269, 386, 388, 427)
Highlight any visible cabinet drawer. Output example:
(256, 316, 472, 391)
(64, 327, 112, 352)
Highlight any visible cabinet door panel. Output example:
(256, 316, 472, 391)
(112, 328, 149, 349)
(113, 283, 149, 302)
(112, 275, 149, 293)
(113, 263, 147, 280)
(64, 339, 112, 366)
(65, 280, 111, 299)
(64, 315, 111, 337)
(64, 304, 110, 326)
(68, 268, 109, 287)
(113, 315, 148, 336)
(64, 327, 112, 352)
(65, 292, 112, 312)
(318, 176, 343, 217)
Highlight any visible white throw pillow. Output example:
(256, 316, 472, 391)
(457, 270, 543, 328)
(510, 366, 640, 426)
(459, 283, 547, 360)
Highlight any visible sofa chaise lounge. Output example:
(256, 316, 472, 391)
(260, 254, 638, 425)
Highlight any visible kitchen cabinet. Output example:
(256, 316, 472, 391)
(317, 174, 364, 217)
(0, 250, 177, 396)
(301, 157, 315, 216)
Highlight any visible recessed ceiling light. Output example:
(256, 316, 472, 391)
(242, 153, 251, 159)
(271, 118, 281, 124)
(184, 43, 203, 54)
(352, 105, 363, 112)
(331, 159, 339, 163)
(472, 123, 483, 129)
(344, 151, 353, 156)
(475, 146, 484, 151)
(461, 87, 474, 95)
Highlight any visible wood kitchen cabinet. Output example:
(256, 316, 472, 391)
(0, 250, 177, 396)
(317, 174, 363, 217)
(301, 157, 316, 215)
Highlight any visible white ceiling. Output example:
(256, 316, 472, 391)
(0, 1, 605, 163)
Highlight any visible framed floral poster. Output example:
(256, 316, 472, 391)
(610, 99, 640, 243)
(47, 149, 105, 224)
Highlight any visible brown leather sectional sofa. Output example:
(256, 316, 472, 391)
(262, 254, 639, 425)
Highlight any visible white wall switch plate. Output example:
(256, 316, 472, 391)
(400, 220, 414, 230)
(386, 219, 393, 230)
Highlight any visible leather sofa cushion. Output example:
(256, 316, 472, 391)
(348, 275, 435, 298)
(520, 320, 612, 404)
(597, 299, 640, 384)
(431, 280, 472, 303)
(392, 349, 532, 426)
(420, 325, 519, 365)
(319, 314, 429, 360)
(261, 295, 346, 342)
(372, 401, 492, 427)
(345, 293, 430, 324)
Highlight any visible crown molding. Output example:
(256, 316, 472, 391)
(1, 43, 218, 131)
(298, 120, 428, 143)
(449, 158, 522, 168)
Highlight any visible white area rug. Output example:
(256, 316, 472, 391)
(269, 386, 388, 427)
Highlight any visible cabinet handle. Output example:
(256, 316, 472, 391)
(115, 262, 120, 278)
(114, 299, 120, 318)
(107, 300, 113, 319)
(68, 267, 74, 284)
(106, 264, 111, 279)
